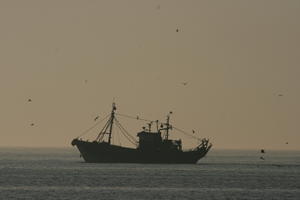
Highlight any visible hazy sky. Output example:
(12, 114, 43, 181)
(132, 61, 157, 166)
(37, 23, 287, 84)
(0, 0, 299, 149)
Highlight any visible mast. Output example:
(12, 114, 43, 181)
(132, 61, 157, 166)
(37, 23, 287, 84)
(147, 122, 152, 132)
(166, 115, 170, 140)
(108, 102, 117, 144)
(165, 111, 172, 140)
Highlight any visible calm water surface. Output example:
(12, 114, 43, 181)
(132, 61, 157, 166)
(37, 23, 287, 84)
(0, 148, 299, 200)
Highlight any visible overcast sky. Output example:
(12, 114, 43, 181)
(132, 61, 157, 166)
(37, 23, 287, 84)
(0, 0, 299, 149)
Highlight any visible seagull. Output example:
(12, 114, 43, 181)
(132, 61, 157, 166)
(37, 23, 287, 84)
(181, 82, 188, 86)
(94, 116, 99, 121)
(261, 149, 265, 153)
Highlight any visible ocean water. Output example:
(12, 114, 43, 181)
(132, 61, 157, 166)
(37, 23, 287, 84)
(0, 148, 299, 200)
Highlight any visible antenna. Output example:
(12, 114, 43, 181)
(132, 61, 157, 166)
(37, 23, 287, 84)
(147, 122, 152, 132)
(155, 120, 159, 132)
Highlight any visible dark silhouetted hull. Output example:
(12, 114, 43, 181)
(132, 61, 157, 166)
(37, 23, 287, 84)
(72, 139, 211, 164)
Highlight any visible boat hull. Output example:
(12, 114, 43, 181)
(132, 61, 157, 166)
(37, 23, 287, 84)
(72, 139, 211, 164)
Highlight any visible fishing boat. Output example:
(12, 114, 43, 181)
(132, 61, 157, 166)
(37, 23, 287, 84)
(71, 103, 212, 163)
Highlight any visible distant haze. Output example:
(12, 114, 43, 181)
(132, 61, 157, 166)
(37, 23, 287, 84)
(0, 0, 299, 150)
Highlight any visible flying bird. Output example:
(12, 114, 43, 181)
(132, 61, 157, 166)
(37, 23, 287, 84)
(181, 82, 188, 86)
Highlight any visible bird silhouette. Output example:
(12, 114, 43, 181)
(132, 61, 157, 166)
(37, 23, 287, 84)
(181, 82, 188, 86)
(94, 116, 99, 121)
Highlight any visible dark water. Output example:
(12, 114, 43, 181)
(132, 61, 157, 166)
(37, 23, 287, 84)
(0, 148, 299, 200)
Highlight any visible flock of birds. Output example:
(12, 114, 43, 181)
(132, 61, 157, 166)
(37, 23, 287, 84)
(27, 78, 187, 127)
(28, 81, 288, 160)
(28, 84, 289, 160)
(27, 17, 287, 158)
(28, 77, 288, 160)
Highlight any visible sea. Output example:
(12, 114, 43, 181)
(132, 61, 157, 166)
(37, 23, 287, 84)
(0, 148, 299, 200)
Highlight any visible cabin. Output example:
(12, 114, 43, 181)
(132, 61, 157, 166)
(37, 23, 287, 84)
(137, 131, 182, 151)
(137, 131, 162, 150)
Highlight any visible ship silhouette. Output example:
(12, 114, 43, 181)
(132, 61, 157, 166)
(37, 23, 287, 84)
(71, 103, 212, 164)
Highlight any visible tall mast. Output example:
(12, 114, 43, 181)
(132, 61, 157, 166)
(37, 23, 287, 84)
(108, 102, 116, 144)
(165, 111, 172, 140)
(166, 115, 170, 140)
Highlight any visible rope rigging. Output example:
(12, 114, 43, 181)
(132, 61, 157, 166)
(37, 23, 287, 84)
(172, 126, 201, 141)
(95, 116, 112, 142)
(116, 113, 152, 122)
(77, 109, 202, 145)
(76, 114, 111, 138)
(116, 112, 203, 141)
(114, 118, 138, 146)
